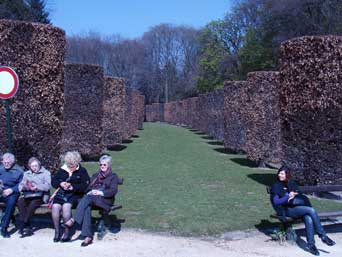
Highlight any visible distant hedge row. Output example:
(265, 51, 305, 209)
(146, 35, 342, 185)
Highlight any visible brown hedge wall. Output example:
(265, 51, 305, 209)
(164, 102, 176, 124)
(280, 36, 342, 185)
(0, 19, 65, 170)
(62, 63, 104, 160)
(245, 71, 283, 166)
(102, 76, 125, 148)
(207, 89, 225, 141)
(223, 81, 248, 153)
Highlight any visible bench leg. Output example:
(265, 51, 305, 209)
(97, 211, 110, 240)
(283, 223, 297, 243)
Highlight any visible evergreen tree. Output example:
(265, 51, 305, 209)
(0, 0, 50, 24)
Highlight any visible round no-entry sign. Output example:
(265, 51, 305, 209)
(0, 66, 19, 99)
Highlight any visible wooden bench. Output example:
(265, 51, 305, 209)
(267, 185, 342, 241)
(0, 177, 124, 239)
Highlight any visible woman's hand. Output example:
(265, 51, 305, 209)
(60, 181, 71, 190)
(90, 190, 104, 196)
(288, 191, 298, 201)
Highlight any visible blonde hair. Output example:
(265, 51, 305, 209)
(63, 151, 82, 167)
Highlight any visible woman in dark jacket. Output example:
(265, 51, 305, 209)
(51, 151, 90, 243)
(271, 166, 335, 255)
(64, 155, 119, 247)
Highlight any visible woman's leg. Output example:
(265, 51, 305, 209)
(25, 198, 43, 225)
(17, 197, 28, 232)
(61, 203, 73, 240)
(303, 215, 315, 246)
(287, 206, 326, 237)
(51, 203, 62, 240)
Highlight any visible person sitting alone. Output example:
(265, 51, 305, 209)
(270, 166, 336, 256)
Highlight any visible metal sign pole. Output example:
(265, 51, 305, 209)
(4, 99, 13, 153)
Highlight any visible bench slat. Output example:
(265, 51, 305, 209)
(299, 185, 342, 193)
(271, 211, 342, 222)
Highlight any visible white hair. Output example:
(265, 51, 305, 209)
(2, 152, 15, 164)
(99, 155, 112, 165)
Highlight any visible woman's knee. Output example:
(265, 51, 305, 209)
(304, 215, 313, 225)
(52, 204, 61, 212)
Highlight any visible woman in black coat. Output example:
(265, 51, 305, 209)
(51, 151, 90, 242)
(64, 155, 119, 247)
(271, 166, 335, 255)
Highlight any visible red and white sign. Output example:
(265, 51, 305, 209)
(0, 66, 19, 99)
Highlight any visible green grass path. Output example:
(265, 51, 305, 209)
(84, 122, 342, 236)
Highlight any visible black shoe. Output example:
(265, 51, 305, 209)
(308, 245, 320, 256)
(53, 231, 61, 242)
(1, 228, 10, 238)
(23, 227, 33, 236)
(81, 237, 93, 247)
(60, 236, 71, 242)
(321, 236, 336, 246)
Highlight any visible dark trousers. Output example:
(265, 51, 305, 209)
(286, 206, 326, 246)
(17, 197, 43, 225)
(0, 194, 19, 229)
(74, 195, 108, 238)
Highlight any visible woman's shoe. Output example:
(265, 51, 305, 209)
(64, 218, 75, 228)
(81, 237, 93, 247)
(308, 244, 320, 256)
(53, 232, 61, 242)
(321, 236, 336, 246)
(60, 234, 71, 242)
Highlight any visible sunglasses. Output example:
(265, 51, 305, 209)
(99, 163, 108, 166)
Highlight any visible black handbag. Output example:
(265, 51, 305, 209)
(288, 194, 311, 207)
(53, 189, 73, 203)
(23, 191, 44, 199)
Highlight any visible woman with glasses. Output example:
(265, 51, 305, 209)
(51, 151, 90, 243)
(17, 157, 51, 237)
(64, 155, 119, 247)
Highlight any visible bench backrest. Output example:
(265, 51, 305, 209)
(266, 185, 342, 194)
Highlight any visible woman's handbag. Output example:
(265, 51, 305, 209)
(23, 191, 44, 199)
(288, 194, 312, 207)
(53, 189, 73, 203)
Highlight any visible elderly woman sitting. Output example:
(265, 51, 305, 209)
(64, 155, 119, 247)
(51, 151, 90, 243)
(18, 157, 51, 237)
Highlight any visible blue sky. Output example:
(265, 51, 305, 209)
(48, 0, 231, 38)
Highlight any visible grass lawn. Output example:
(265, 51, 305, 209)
(83, 122, 342, 237)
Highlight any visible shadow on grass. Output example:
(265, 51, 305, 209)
(247, 173, 276, 186)
(202, 135, 214, 140)
(230, 157, 258, 168)
(189, 129, 199, 132)
(213, 147, 238, 154)
(254, 219, 280, 235)
(122, 139, 133, 144)
(131, 135, 140, 138)
(194, 131, 206, 135)
(207, 141, 224, 146)
(107, 145, 127, 151)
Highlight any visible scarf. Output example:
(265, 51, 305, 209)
(90, 167, 112, 189)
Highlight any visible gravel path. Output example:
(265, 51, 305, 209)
(1, 226, 342, 257)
